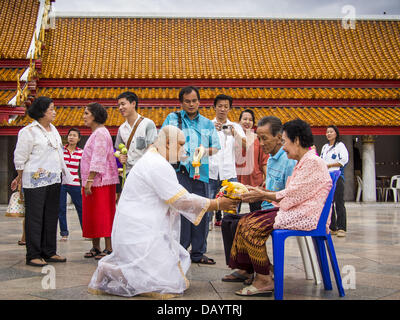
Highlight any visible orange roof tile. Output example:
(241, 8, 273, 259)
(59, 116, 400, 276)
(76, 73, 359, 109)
(41, 18, 400, 80)
(0, 90, 16, 105)
(0, 68, 26, 81)
(0, 0, 40, 59)
(37, 86, 400, 100)
(6, 106, 400, 128)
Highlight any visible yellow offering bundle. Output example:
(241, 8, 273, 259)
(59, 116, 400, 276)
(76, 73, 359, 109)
(216, 180, 249, 214)
(114, 143, 128, 189)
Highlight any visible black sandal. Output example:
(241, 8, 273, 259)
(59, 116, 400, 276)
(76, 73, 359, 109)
(84, 247, 101, 258)
(194, 255, 216, 265)
(95, 249, 112, 260)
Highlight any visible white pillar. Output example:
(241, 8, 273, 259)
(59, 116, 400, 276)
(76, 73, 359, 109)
(362, 135, 376, 202)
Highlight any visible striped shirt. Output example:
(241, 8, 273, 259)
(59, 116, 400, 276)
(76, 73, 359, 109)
(62, 145, 83, 186)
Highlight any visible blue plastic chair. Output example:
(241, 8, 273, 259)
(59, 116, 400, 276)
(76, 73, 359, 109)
(271, 170, 345, 300)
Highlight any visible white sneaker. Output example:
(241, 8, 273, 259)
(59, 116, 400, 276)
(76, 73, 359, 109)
(336, 230, 346, 237)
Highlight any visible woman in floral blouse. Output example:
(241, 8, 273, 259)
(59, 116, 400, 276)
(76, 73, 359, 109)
(12, 97, 71, 267)
(231, 119, 332, 297)
(81, 103, 119, 260)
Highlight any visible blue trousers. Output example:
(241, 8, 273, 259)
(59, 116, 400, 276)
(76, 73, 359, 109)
(58, 184, 83, 236)
(177, 168, 209, 262)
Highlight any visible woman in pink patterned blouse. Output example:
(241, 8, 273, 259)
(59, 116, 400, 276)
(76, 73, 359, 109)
(234, 119, 332, 297)
(81, 103, 119, 260)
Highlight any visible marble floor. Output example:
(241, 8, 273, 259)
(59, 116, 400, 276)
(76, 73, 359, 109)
(0, 202, 399, 300)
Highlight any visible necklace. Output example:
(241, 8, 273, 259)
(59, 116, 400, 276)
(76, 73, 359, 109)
(37, 123, 59, 150)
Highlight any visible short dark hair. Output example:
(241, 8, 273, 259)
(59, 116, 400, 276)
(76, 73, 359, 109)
(327, 125, 340, 146)
(257, 116, 282, 136)
(239, 109, 256, 126)
(179, 86, 200, 102)
(68, 127, 81, 138)
(117, 91, 139, 109)
(28, 96, 53, 120)
(283, 119, 314, 148)
(213, 94, 233, 108)
(87, 102, 108, 124)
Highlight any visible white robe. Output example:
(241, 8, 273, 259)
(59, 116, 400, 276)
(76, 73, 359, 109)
(88, 147, 210, 297)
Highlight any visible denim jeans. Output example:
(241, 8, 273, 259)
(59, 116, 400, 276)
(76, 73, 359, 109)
(58, 184, 83, 236)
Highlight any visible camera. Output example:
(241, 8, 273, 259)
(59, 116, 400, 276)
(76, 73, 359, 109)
(222, 124, 233, 135)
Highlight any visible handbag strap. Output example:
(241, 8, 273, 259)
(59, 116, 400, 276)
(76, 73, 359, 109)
(17, 182, 23, 201)
(126, 116, 144, 150)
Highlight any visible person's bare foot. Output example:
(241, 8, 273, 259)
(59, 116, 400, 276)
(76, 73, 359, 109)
(26, 258, 47, 267)
(222, 269, 253, 282)
(251, 274, 274, 291)
(44, 255, 67, 262)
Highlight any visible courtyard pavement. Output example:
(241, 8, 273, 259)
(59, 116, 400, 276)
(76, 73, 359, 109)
(0, 202, 399, 301)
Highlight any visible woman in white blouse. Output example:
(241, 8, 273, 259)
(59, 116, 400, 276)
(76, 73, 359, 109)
(11, 97, 71, 267)
(320, 125, 349, 237)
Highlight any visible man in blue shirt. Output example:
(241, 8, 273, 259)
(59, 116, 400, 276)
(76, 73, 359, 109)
(162, 86, 220, 264)
(221, 116, 296, 280)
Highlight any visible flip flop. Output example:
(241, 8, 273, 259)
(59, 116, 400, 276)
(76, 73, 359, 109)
(193, 255, 216, 265)
(18, 240, 26, 246)
(95, 249, 113, 260)
(84, 247, 101, 258)
(235, 285, 273, 297)
(222, 271, 252, 282)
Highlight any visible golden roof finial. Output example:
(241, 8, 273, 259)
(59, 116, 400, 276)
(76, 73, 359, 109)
(16, 73, 21, 106)
(40, 24, 45, 42)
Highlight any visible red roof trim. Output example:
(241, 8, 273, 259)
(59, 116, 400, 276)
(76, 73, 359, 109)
(0, 82, 23, 90)
(311, 127, 400, 135)
(50, 98, 400, 107)
(37, 79, 400, 88)
(0, 59, 30, 68)
(0, 106, 25, 115)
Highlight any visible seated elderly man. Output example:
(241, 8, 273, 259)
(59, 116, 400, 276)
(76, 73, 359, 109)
(87, 125, 238, 299)
(231, 119, 332, 297)
(221, 116, 295, 283)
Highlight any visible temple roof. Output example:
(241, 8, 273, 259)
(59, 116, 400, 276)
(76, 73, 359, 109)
(5, 106, 400, 128)
(0, 68, 26, 82)
(37, 86, 400, 100)
(0, 0, 40, 59)
(0, 90, 16, 105)
(41, 17, 400, 80)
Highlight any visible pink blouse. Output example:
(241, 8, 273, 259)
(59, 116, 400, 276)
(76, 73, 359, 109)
(81, 127, 119, 187)
(274, 150, 332, 232)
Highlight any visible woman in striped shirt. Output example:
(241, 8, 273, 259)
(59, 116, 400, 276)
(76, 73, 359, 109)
(58, 128, 83, 241)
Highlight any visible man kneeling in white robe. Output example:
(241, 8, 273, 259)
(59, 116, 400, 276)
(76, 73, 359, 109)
(88, 125, 238, 298)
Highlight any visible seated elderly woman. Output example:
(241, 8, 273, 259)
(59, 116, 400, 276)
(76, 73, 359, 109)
(231, 119, 332, 297)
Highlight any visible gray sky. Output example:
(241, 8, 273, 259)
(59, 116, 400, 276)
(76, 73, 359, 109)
(52, 0, 400, 18)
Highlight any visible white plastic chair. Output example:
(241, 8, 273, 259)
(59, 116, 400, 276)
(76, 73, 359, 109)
(297, 236, 322, 284)
(356, 176, 362, 202)
(384, 175, 400, 202)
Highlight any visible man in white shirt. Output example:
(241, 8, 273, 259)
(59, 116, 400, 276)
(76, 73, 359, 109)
(114, 91, 157, 196)
(208, 94, 246, 226)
